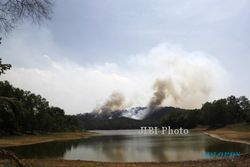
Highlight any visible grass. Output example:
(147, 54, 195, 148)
(0, 131, 96, 147)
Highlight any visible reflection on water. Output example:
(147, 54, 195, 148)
(5, 130, 250, 162)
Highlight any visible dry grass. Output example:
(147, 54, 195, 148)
(206, 123, 250, 144)
(0, 132, 96, 147)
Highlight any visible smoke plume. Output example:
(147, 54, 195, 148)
(3, 41, 227, 114)
(148, 79, 176, 109)
(94, 92, 125, 114)
(144, 44, 226, 110)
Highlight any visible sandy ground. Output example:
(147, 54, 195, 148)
(0, 154, 249, 167)
(206, 123, 250, 145)
(0, 132, 96, 147)
(205, 132, 250, 145)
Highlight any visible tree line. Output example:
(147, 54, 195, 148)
(1, 79, 250, 134)
(0, 81, 80, 135)
(161, 96, 250, 129)
(0, 0, 61, 136)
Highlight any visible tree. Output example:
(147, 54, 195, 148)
(238, 96, 250, 121)
(0, 0, 53, 33)
(226, 96, 243, 123)
(201, 99, 228, 127)
(0, 0, 53, 76)
(246, 110, 250, 122)
(161, 111, 185, 128)
(0, 58, 11, 75)
(0, 81, 82, 134)
(183, 109, 201, 128)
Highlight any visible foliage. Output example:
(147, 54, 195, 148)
(0, 81, 81, 135)
(161, 95, 250, 128)
(0, 0, 53, 33)
(77, 115, 144, 130)
(161, 109, 200, 128)
(0, 58, 11, 75)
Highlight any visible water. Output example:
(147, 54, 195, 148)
(5, 130, 250, 162)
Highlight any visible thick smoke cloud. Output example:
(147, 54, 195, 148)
(93, 92, 125, 114)
(2, 33, 227, 114)
(148, 79, 175, 109)
(144, 44, 226, 110)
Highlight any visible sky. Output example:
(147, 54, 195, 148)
(1, 0, 250, 114)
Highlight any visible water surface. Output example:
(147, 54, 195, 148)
(6, 130, 250, 162)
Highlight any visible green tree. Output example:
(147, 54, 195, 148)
(0, 96, 25, 134)
(161, 111, 185, 128)
(238, 96, 250, 121)
(226, 96, 243, 123)
(0, 58, 11, 75)
(201, 99, 228, 127)
(246, 110, 250, 122)
(0, 81, 81, 135)
(183, 110, 201, 128)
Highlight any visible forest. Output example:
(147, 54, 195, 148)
(0, 80, 81, 135)
(76, 96, 250, 130)
(161, 96, 250, 129)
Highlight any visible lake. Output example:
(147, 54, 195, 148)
(5, 130, 250, 162)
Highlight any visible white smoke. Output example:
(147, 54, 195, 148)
(129, 43, 227, 109)
(93, 91, 126, 114)
(1, 42, 227, 114)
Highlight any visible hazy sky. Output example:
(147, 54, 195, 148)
(1, 0, 250, 114)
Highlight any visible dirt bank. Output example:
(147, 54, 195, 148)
(0, 132, 96, 147)
(0, 154, 249, 167)
(205, 123, 250, 145)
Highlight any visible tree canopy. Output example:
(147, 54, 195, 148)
(161, 95, 250, 129)
(0, 58, 11, 75)
(0, 81, 81, 135)
(0, 0, 53, 33)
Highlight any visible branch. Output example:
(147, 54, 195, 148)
(0, 149, 25, 167)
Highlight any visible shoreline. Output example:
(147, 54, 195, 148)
(1, 126, 249, 147)
(0, 154, 249, 167)
(0, 127, 250, 166)
(0, 131, 97, 148)
(204, 123, 250, 145)
(204, 132, 250, 145)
